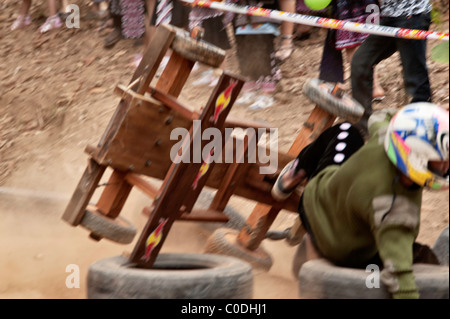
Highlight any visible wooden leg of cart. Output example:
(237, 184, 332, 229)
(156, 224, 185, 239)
(237, 106, 336, 250)
(61, 158, 107, 226)
(129, 73, 244, 268)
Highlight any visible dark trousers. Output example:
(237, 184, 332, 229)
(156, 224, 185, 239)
(296, 123, 364, 254)
(295, 122, 364, 180)
(351, 12, 432, 135)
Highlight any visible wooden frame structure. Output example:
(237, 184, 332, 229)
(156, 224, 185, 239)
(62, 24, 339, 269)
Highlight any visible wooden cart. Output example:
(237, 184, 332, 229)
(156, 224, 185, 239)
(62, 24, 362, 270)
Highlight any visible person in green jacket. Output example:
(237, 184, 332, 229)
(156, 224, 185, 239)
(272, 102, 449, 299)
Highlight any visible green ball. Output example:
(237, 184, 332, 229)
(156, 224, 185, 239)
(304, 0, 332, 11)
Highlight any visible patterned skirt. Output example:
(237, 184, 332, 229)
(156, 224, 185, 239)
(110, 0, 146, 39)
(334, 0, 379, 50)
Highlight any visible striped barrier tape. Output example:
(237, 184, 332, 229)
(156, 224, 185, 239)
(182, 0, 449, 41)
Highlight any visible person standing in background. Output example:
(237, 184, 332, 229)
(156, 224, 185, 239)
(11, 0, 62, 33)
(351, 0, 433, 137)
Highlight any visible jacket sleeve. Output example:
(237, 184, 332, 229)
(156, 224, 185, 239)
(367, 108, 397, 139)
(372, 195, 421, 299)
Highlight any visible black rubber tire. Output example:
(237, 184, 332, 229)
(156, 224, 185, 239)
(203, 227, 273, 272)
(303, 78, 364, 123)
(87, 253, 253, 299)
(433, 226, 449, 266)
(299, 258, 449, 299)
(80, 208, 137, 244)
(169, 25, 226, 68)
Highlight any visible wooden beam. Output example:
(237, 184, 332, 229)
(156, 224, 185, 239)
(209, 130, 256, 211)
(124, 173, 159, 199)
(61, 158, 106, 226)
(129, 73, 244, 268)
(95, 170, 133, 219)
(148, 86, 198, 120)
(179, 209, 229, 223)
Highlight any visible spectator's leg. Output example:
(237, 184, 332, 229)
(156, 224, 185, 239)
(20, 0, 32, 15)
(396, 13, 432, 103)
(351, 33, 396, 136)
(276, 0, 296, 61)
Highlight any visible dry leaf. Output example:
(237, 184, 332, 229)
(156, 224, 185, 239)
(89, 87, 106, 94)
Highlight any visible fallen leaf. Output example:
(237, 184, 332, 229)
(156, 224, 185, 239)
(89, 87, 107, 94)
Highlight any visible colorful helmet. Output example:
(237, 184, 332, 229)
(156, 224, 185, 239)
(384, 102, 449, 190)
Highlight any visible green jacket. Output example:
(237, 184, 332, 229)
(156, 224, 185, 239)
(303, 110, 422, 299)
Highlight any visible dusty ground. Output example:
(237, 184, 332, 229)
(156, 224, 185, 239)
(0, 0, 448, 299)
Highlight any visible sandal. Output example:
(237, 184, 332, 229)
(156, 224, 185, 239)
(372, 86, 386, 102)
(39, 14, 62, 33)
(11, 15, 32, 31)
(275, 35, 295, 62)
(104, 27, 123, 48)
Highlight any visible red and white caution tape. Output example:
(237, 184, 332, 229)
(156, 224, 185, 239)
(182, 0, 449, 41)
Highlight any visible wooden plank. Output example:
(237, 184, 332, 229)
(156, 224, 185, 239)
(61, 158, 107, 226)
(237, 106, 336, 250)
(113, 84, 161, 106)
(96, 25, 176, 159)
(179, 209, 230, 223)
(95, 170, 133, 218)
(209, 130, 256, 211)
(129, 73, 244, 268)
(289, 106, 336, 155)
(155, 51, 195, 97)
(142, 205, 230, 223)
(148, 86, 198, 120)
(94, 95, 192, 176)
(133, 24, 177, 94)
(124, 173, 159, 199)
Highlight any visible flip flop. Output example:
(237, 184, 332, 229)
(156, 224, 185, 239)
(39, 14, 62, 34)
(11, 15, 31, 31)
(372, 95, 385, 102)
(275, 43, 294, 62)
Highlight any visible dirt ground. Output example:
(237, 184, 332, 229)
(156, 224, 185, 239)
(0, 0, 448, 299)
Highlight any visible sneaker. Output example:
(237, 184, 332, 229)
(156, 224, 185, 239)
(39, 14, 62, 33)
(11, 15, 32, 31)
(271, 159, 306, 201)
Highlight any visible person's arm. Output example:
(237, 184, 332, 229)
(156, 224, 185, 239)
(372, 194, 421, 299)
